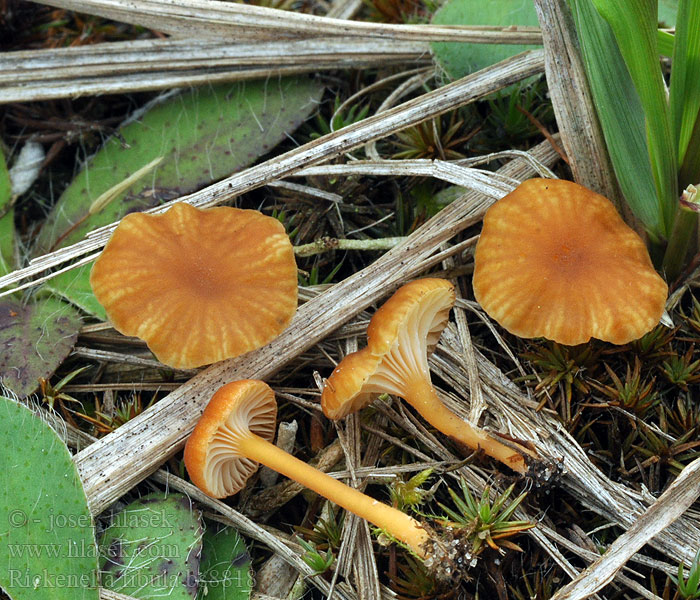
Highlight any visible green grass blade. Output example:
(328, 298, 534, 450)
(437, 501, 469, 525)
(570, 0, 664, 238)
(670, 0, 700, 179)
(497, 491, 528, 522)
(591, 0, 678, 233)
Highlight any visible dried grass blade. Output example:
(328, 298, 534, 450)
(532, 0, 621, 208)
(1, 38, 429, 83)
(539, 526, 663, 600)
(100, 589, 140, 600)
(31, 0, 542, 43)
(0, 37, 430, 103)
(0, 67, 337, 104)
(550, 456, 700, 600)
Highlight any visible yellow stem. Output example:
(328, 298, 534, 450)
(238, 432, 430, 558)
(404, 376, 534, 474)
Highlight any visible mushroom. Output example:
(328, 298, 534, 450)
(321, 278, 537, 474)
(184, 379, 431, 558)
(90, 202, 297, 368)
(472, 179, 668, 346)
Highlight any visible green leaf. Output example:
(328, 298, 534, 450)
(430, 0, 541, 80)
(570, 0, 664, 238)
(670, 0, 700, 183)
(33, 77, 324, 255)
(44, 263, 106, 320)
(0, 397, 99, 600)
(0, 296, 82, 398)
(33, 77, 322, 317)
(197, 525, 252, 600)
(590, 0, 678, 233)
(0, 144, 15, 277)
(100, 492, 203, 599)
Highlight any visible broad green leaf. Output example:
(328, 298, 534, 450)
(197, 525, 252, 600)
(33, 77, 323, 255)
(570, 0, 663, 238)
(0, 295, 82, 398)
(100, 493, 203, 599)
(0, 144, 14, 277)
(0, 397, 99, 600)
(590, 0, 678, 233)
(670, 0, 700, 182)
(431, 0, 541, 80)
(32, 77, 323, 317)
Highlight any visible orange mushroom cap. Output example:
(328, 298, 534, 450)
(473, 179, 668, 346)
(90, 202, 298, 368)
(322, 278, 455, 420)
(184, 380, 277, 498)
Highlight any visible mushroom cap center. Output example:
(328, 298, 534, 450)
(540, 233, 590, 279)
(178, 252, 229, 297)
(552, 242, 575, 263)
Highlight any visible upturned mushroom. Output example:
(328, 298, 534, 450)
(90, 202, 298, 368)
(473, 179, 668, 345)
(184, 379, 433, 558)
(321, 278, 537, 474)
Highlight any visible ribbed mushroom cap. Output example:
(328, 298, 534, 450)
(90, 202, 298, 368)
(184, 380, 277, 498)
(322, 278, 455, 419)
(473, 179, 668, 345)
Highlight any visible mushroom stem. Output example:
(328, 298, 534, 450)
(237, 431, 430, 557)
(404, 375, 535, 474)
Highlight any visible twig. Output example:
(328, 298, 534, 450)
(294, 236, 405, 257)
(515, 104, 569, 164)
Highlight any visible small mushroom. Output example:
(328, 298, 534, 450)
(472, 179, 668, 345)
(321, 278, 537, 474)
(90, 202, 297, 368)
(184, 379, 431, 557)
